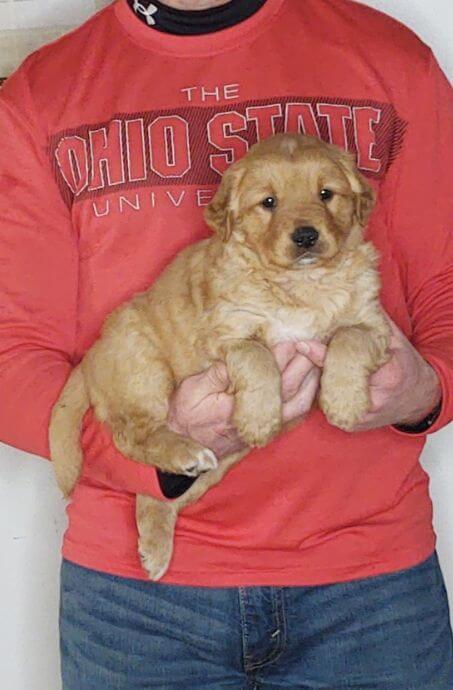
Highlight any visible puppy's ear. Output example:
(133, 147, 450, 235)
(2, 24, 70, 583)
(204, 164, 244, 242)
(337, 152, 376, 226)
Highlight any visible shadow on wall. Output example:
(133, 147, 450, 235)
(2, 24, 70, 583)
(0, 0, 112, 81)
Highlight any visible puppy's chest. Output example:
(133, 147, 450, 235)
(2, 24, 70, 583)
(262, 306, 331, 346)
(259, 277, 356, 345)
(206, 274, 357, 352)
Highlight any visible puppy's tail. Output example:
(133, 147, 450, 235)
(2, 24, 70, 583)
(49, 365, 89, 497)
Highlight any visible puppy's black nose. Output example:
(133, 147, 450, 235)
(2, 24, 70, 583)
(292, 226, 319, 248)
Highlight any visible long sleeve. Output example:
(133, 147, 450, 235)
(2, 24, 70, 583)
(386, 51, 453, 434)
(0, 66, 168, 500)
(0, 69, 78, 457)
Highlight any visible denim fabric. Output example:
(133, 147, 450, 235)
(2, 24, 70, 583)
(60, 552, 453, 689)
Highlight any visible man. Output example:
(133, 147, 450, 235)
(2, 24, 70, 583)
(0, 0, 452, 687)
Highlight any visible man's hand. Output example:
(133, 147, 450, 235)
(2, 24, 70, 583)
(167, 317, 442, 451)
(346, 318, 442, 432)
(167, 341, 326, 458)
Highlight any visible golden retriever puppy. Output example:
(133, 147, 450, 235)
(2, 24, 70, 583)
(50, 134, 390, 580)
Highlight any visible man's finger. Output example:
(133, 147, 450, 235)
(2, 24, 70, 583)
(281, 353, 314, 401)
(296, 340, 327, 368)
(272, 341, 298, 371)
(282, 368, 320, 422)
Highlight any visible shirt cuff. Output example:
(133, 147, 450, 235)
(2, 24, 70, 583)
(391, 352, 451, 438)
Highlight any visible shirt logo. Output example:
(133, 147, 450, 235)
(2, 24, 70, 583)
(132, 1, 158, 26)
(50, 97, 407, 208)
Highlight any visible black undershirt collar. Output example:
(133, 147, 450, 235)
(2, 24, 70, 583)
(127, 0, 268, 36)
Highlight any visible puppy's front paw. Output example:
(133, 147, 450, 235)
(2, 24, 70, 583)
(158, 437, 218, 476)
(320, 370, 370, 431)
(234, 391, 282, 447)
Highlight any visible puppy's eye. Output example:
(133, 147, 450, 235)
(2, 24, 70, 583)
(320, 189, 334, 202)
(262, 196, 277, 210)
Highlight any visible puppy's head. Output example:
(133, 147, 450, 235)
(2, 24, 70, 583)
(205, 134, 375, 269)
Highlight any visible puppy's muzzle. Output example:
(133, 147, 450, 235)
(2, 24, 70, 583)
(291, 226, 319, 249)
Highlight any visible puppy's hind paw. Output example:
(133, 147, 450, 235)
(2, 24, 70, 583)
(139, 545, 172, 582)
(157, 436, 218, 476)
(136, 500, 177, 581)
(184, 448, 218, 476)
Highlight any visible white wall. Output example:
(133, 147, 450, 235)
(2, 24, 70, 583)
(0, 2, 452, 689)
(362, 0, 453, 77)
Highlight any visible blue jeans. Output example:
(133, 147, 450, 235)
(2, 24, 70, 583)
(60, 553, 453, 689)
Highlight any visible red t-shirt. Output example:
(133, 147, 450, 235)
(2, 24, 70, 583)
(0, 0, 452, 586)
